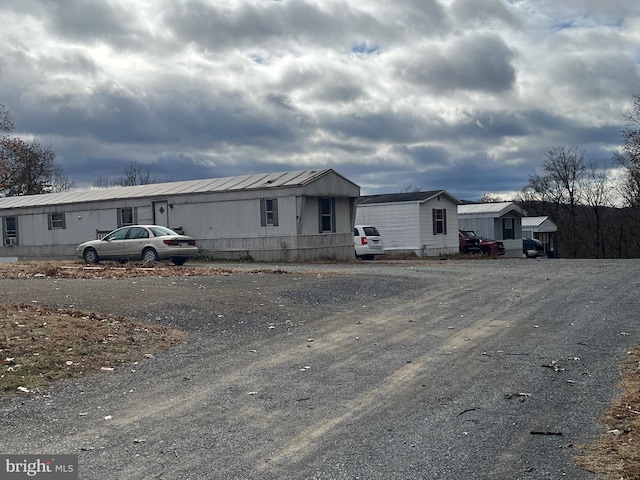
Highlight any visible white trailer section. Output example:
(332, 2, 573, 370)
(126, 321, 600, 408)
(355, 191, 462, 257)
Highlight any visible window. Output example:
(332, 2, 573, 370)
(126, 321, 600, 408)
(3, 217, 18, 246)
(432, 208, 447, 235)
(105, 227, 129, 241)
(260, 198, 279, 226)
(502, 218, 515, 240)
(118, 207, 136, 227)
(318, 197, 335, 233)
(127, 226, 149, 239)
(48, 213, 66, 230)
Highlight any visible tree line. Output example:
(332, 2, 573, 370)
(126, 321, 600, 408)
(505, 90, 640, 258)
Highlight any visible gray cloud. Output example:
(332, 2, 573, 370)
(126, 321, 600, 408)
(0, 0, 638, 200)
(451, 0, 522, 28)
(399, 34, 517, 93)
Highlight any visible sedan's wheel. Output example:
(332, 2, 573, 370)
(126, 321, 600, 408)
(172, 257, 186, 266)
(83, 248, 99, 264)
(142, 248, 159, 263)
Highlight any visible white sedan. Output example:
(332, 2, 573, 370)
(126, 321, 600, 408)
(76, 225, 199, 265)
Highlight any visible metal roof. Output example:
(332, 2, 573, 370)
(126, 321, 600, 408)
(0, 169, 339, 210)
(522, 216, 547, 228)
(357, 190, 462, 205)
(522, 216, 557, 232)
(458, 202, 527, 217)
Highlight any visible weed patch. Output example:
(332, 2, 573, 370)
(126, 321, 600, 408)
(0, 304, 183, 398)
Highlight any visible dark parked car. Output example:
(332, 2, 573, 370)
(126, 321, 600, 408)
(460, 230, 505, 256)
(479, 236, 506, 256)
(523, 238, 545, 258)
(459, 230, 481, 254)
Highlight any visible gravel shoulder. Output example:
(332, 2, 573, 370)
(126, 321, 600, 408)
(1, 258, 638, 479)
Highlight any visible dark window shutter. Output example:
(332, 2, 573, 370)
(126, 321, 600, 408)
(332, 198, 336, 233)
(432, 209, 436, 235)
(443, 209, 447, 235)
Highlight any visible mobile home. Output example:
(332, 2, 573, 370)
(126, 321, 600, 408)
(0, 169, 360, 262)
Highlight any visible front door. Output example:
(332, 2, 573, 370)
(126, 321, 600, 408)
(153, 201, 169, 227)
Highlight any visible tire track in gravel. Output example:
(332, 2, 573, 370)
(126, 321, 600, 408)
(42, 265, 546, 474)
(245, 270, 555, 473)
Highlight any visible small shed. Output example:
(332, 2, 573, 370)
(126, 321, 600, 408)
(355, 190, 462, 257)
(0, 169, 360, 262)
(522, 216, 558, 257)
(457, 202, 527, 257)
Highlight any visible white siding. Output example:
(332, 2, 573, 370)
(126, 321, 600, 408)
(355, 197, 460, 257)
(356, 202, 420, 253)
(174, 197, 298, 239)
(458, 217, 495, 237)
(0, 170, 360, 262)
(418, 199, 459, 255)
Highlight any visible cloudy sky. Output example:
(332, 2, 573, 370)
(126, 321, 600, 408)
(1, 0, 640, 200)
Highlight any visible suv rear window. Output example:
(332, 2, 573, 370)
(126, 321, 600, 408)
(362, 227, 380, 236)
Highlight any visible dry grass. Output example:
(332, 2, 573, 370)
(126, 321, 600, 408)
(575, 345, 640, 479)
(0, 260, 238, 279)
(0, 261, 295, 398)
(0, 303, 183, 398)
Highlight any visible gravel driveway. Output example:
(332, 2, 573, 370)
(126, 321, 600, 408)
(1, 258, 638, 479)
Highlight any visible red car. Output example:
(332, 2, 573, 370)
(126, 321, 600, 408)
(459, 230, 481, 254)
(459, 230, 505, 256)
(479, 235, 506, 256)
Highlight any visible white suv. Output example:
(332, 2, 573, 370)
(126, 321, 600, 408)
(354, 225, 384, 259)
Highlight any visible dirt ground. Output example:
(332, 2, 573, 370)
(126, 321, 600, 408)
(574, 347, 640, 478)
(1, 260, 639, 478)
(1, 261, 272, 398)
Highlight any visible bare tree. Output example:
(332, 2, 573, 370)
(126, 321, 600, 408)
(0, 136, 56, 196)
(523, 146, 586, 257)
(92, 176, 112, 189)
(622, 90, 640, 165)
(94, 161, 157, 188)
(612, 89, 640, 256)
(113, 161, 156, 186)
(0, 104, 14, 133)
(480, 193, 505, 203)
(580, 161, 614, 258)
(0, 105, 71, 197)
(618, 90, 640, 206)
(51, 164, 75, 192)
